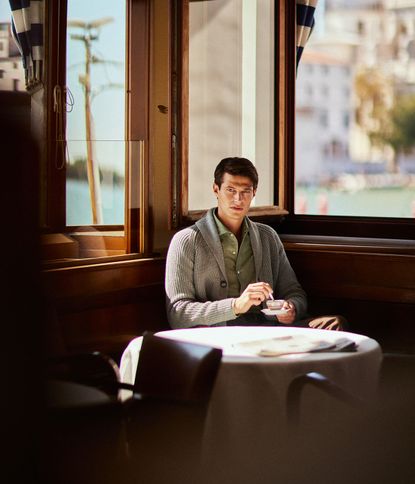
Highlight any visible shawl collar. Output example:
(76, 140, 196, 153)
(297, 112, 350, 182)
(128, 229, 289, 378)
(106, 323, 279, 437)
(195, 209, 227, 279)
(246, 216, 263, 281)
(195, 208, 263, 282)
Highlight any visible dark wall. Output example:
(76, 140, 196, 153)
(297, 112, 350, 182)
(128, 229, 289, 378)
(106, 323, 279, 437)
(1, 90, 44, 484)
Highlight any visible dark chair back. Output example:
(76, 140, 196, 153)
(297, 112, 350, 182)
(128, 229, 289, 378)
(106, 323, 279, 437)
(286, 371, 365, 426)
(42, 353, 128, 484)
(46, 351, 122, 398)
(284, 365, 415, 484)
(126, 332, 223, 484)
(41, 335, 222, 484)
(134, 331, 223, 403)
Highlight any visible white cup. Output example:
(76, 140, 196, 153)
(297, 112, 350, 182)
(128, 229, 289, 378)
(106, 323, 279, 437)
(266, 299, 285, 310)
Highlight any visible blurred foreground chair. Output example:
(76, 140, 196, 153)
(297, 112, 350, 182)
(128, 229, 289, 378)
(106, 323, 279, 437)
(285, 366, 415, 484)
(42, 352, 129, 484)
(283, 372, 370, 484)
(286, 371, 366, 426)
(378, 352, 415, 402)
(42, 332, 222, 484)
(124, 331, 223, 484)
(46, 350, 123, 397)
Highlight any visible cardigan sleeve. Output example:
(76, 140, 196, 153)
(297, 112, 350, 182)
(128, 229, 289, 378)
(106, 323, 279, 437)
(269, 230, 308, 319)
(165, 228, 236, 328)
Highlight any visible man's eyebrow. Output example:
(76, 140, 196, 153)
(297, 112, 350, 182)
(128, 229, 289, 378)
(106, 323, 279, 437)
(224, 183, 254, 189)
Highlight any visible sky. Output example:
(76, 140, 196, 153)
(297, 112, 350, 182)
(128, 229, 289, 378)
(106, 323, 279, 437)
(1, 0, 126, 173)
(0, 1, 11, 22)
(65, 1, 126, 173)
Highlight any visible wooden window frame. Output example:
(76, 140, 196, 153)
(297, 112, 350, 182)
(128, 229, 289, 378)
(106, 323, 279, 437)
(43, 0, 152, 264)
(171, 0, 288, 229)
(172, 0, 415, 242)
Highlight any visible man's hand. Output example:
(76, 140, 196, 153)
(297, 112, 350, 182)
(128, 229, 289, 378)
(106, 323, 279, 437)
(275, 300, 296, 324)
(233, 282, 273, 315)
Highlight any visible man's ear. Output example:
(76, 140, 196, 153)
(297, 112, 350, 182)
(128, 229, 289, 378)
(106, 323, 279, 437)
(213, 183, 219, 195)
(253, 188, 257, 198)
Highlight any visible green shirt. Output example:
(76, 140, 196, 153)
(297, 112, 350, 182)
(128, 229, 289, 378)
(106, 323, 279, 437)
(213, 210, 256, 298)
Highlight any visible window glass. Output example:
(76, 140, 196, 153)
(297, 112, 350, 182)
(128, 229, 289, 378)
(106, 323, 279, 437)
(66, 0, 126, 226)
(188, 0, 275, 210)
(295, 0, 415, 218)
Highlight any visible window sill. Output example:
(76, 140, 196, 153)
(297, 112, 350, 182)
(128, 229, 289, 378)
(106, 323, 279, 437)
(280, 234, 415, 256)
(183, 206, 288, 224)
(42, 253, 165, 271)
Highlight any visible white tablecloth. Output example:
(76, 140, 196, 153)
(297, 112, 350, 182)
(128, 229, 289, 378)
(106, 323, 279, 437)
(120, 326, 382, 484)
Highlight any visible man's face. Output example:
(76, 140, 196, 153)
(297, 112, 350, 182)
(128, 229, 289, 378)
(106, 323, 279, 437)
(213, 173, 256, 225)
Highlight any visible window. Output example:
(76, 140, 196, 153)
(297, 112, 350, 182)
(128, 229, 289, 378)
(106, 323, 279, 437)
(65, 1, 126, 227)
(343, 112, 349, 128)
(172, 0, 282, 224)
(292, 0, 414, 238)
(319, 110, 328, 127)
(321, 85, 329, 97)
(45, 0, 151, 262)
(172, 0, 414, 239)
(357, 20, 365, 35)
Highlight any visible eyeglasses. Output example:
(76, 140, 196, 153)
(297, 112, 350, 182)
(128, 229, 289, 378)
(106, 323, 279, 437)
(223, 186, 254, 200)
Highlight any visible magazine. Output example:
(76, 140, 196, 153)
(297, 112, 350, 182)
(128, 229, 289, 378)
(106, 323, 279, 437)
(233, 334, 357, 357)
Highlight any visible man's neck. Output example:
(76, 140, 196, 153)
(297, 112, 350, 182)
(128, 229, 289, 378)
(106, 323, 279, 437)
(216, 209, 244, 238)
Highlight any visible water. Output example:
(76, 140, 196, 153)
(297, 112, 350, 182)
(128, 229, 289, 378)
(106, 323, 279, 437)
(66, 179, 124, 226)
(66, 180, 415, 226)
(296, 186, 415, 218)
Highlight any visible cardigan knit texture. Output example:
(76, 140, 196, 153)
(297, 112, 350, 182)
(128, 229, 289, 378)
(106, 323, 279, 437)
(165, 208, 307, 329)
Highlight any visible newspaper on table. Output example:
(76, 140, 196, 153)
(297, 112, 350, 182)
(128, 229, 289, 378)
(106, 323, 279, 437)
(233, 334, 357, 357)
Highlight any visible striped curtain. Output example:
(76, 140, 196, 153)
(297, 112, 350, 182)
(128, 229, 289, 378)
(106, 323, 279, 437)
(296, 0, 318, 69)
(9, 0, 44, 89)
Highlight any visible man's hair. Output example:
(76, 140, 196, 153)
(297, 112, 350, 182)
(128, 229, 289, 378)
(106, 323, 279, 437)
(214, 157, 258, 189)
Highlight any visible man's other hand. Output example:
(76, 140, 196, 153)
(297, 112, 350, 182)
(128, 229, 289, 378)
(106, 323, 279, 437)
(276, 300, 296, 324)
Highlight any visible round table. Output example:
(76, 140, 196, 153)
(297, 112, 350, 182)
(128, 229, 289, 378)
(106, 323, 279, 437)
(120, 326, 382, 484)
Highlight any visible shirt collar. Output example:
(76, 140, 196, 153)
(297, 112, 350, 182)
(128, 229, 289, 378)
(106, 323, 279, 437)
(213, 209, 249, 238)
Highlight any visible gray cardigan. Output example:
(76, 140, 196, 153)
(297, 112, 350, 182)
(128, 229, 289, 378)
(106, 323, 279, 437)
(165, 208, 307, 328)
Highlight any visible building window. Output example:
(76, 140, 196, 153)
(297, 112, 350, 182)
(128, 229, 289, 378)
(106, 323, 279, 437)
(343, 112, 349, 128)
(319, 110, 328, 127)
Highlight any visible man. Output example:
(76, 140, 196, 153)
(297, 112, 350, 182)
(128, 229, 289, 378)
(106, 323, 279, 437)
(165, 157, 344, 330)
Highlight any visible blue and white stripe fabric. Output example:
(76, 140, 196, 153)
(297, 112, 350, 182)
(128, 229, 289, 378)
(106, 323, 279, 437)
(296, 0, 318, 69)
(9, 0, 44, 89)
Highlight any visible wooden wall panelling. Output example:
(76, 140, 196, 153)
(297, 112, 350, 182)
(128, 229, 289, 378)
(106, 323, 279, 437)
(42, 258, 168, 362)
(285, 247, 415, 353)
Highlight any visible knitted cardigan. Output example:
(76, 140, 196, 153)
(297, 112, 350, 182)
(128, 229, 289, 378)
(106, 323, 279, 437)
(165, 208, 307, 329)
